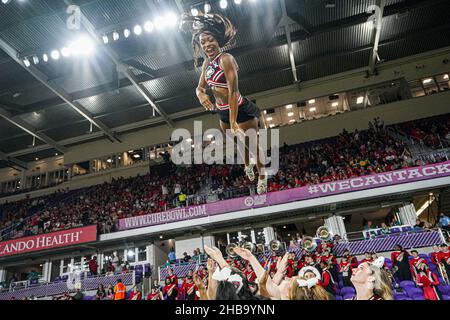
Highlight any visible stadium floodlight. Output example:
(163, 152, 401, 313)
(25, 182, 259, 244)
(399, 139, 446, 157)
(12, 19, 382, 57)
(220, 0, 228, 9)
(144, 21, 154, 32)
(32, 55, 39, 65)
(123, 28, 131, 38)
(154, 16, 165, 30)
(154, 12, 177, 30)
(191, 7, 199, 16)
(134, 25, 142, 35)
(1, 0, 11, 4)
(51, 50, 60, 60)
(204, 3, 211, 13)
(42, 53, 49, 62)
(61, 46, 71, 57)
(166, 12, 178, 28)
(356, 96, 364, 104)
(288, 112, 294, 117)
(127, 250, 135, 257)
(69, 36, 95, 56)
(308, 99, 316, 104)
(23, 57, 31, 67)
(102, 34, 109, 44)
(112, 31, 120, 41)
(234, 0, 242, 4)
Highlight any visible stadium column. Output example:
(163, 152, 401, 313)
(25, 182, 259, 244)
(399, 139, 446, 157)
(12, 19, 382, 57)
(20, 170, 26, 190)
(397, 203, 418, 226)
(42, 261, 52, 283)
(324, 215, 347, 240)
(97, 253, 104, 272)
(0, 268, 6, 283)
(264, 227, 276, 245)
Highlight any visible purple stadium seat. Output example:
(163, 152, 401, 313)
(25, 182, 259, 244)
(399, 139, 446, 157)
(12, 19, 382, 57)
(395, 295, 410, 300)
(438, 285, 450, 294)
(399, 280, 415, 289)
(343, 293, 355, 300)
(340, 287, 356, 296)
(442, 295, 450, 301)
(335, 295, 343, 300)
(411, 294, 425, 300)
(405, 287, 423, 298)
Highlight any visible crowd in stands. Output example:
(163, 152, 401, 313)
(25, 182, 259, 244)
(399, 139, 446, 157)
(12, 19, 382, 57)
(393, 113, 450, 149)
(0, 115, 449, 242)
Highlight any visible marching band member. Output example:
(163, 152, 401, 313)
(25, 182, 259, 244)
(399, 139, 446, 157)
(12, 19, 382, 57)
(181, 269, 194, 286)
(285, 252, 297, 278)
(343, 249, 359, 270)
(147, 286, 163, 300)
(163, 277, 179, 300)
(437, 243, 450, 280)
(128, 286, 142, 300)
(244, 263, 257, 282)
(409, 250, 427, 280)
(339, 256, 353, 287)
(165, 267, 178, 287)
(391, 244, 412, 281)
(304, 254, 319, 270)
(318, 261, 336, 296)
(416, 262, 442, 300)
(260, 255, 269, 270)
(181, 275, 198, 300)
(360, 252, 373, 264)
(322, 248, 338, 280)
(431, 245, 441, 265)
(350, 257, 393, 300)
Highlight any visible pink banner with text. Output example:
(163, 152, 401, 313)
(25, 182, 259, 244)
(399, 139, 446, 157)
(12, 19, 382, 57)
(119, 161, 450, 231)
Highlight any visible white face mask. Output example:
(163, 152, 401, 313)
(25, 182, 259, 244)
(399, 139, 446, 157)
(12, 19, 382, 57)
(297, 278, 319, 289)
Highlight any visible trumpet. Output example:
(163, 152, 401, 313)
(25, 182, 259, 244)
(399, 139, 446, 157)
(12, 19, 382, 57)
(316, 226, 332, 242)
(303, 236, 317, 252)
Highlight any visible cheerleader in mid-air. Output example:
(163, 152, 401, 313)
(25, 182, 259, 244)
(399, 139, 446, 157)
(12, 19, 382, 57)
(181, 13, 267, 194)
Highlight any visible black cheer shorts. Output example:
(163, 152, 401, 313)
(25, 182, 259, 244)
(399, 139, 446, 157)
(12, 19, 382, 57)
(216, 98, 261, 124)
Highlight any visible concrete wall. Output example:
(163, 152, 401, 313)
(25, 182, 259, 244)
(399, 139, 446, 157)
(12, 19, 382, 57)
(174, 235, 215, 260)
(279, 90, 450, 145)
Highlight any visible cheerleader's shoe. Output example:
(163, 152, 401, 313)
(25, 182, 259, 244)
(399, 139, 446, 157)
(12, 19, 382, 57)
(244, 164, 256, 182)
(257, 177, 268, 195)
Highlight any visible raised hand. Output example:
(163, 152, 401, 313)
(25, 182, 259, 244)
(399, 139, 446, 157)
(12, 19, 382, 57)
(204, 246, 222, 261)
(233, 247, 254, 261)
(207, 258, 216, 274)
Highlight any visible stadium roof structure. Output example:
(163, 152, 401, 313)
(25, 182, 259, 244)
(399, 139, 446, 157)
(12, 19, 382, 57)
(0, 0, 449, 169)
